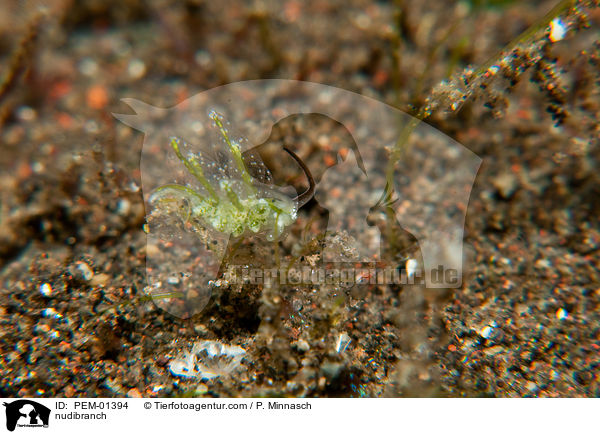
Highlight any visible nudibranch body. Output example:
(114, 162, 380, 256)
(150, 112, 314, 241)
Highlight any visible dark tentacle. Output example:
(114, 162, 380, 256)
(283, 147, 315, 208)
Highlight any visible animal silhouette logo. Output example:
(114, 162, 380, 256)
(114, 79, 481, 318)
(3, 400, 50, 431)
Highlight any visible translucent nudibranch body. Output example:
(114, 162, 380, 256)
(150, 179, 297, 240)
(149, 112, 298, 241)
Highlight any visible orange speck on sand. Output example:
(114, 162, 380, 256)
(339, 148, 349, 159)
(516, 109, 531, 120)
(284, 0, 301, 22)
(87, 85, 108, 109)
(64, 385, 75, 398)
(373, 69, 388, 87)
(324, 154, 336, 167)
(17, 162, 32, 179)
(127, 388, 142, 398)
(49, 80, 72, 101)
(448, 344, 457, 352)
(330, 187, 342, 198)
(56, 112, 73, 129)
(272, 107, 286, 118)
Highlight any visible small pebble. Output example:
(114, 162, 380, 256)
(194, 50, 211, 67)
(480, 326, 494, 339)
(42, 308, 61, 318)
(127, 388, 142, 398)
(116, 199, 131, 216)
(32, 162, 44, 173)
(321, 362, 342, 380)
(79, 58, 98, 76)
(128, 59, 147, 79)
(318, 377, 327, 389)
(526, 381, 539, 393)
(483, 345, 504, 356)
(535, 258, 552, 269)
(16, 106, 37, 122)
(39, 283, 52, 297)
(76, 262, 94, 281)
(91, 273, 110, 287)
(549, 18, 567, 43)
(556, 308, 568, 320)
(128, 181, 140, 193)
(195, 384, 208, 395)
(167, 276, 180, 285)
(493, 172, 518, 199)
(34, 324, 50, 334)
(294, 339, 310, 353)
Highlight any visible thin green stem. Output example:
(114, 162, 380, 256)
(170, 138, 219, 201)
(222, 182, 244, 211)
(210, 113, 256, 192)
(267, 200, 284, 214)
(385, 115, 421, 188)
(274, 212, 281, 267)
(154, 183, 207, 203)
